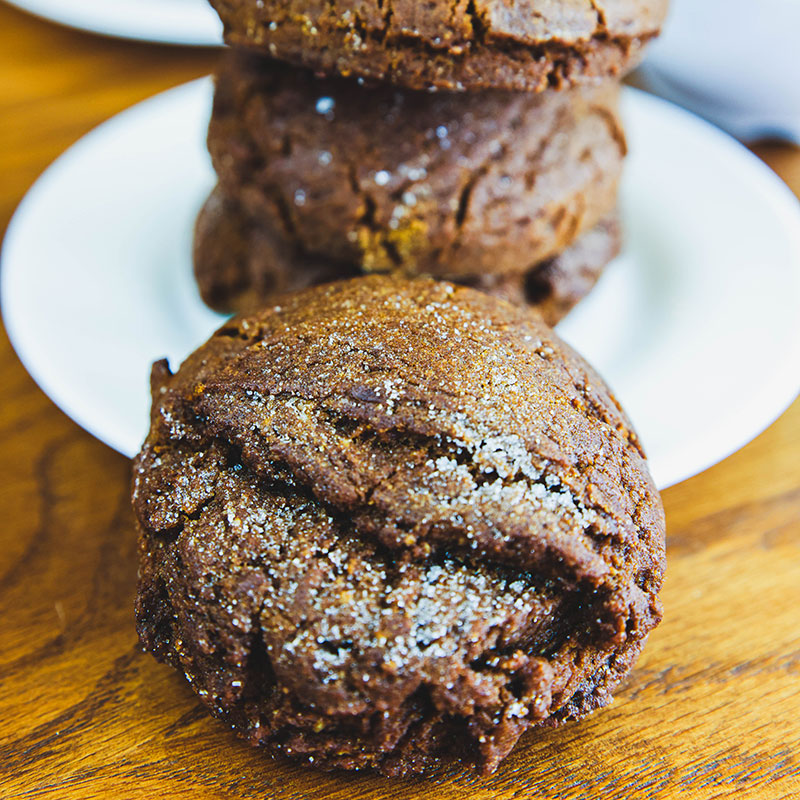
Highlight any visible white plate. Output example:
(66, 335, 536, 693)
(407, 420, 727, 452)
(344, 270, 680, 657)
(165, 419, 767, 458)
(3, 79, 800, 489)
(4, 0, 223, 46)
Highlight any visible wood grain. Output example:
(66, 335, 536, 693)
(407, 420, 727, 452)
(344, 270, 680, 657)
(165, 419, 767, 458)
(1, 5, 799, 798)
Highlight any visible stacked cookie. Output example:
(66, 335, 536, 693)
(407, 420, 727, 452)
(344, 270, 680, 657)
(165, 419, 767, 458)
(195, 0, 668, 323)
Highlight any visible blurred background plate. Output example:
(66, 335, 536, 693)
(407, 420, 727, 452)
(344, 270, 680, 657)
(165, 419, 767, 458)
(3, 0, 222, 45)
(638, 0, 800, 143)
(2, 79, 800, 489)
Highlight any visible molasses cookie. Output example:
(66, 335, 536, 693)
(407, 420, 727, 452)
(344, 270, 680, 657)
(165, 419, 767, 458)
(208, 0, 668, 92)
(461, 214, 621, 324)
(134, 275, 665, 776)
(205, 50, 625, 282)
(194, 186, 620, 326)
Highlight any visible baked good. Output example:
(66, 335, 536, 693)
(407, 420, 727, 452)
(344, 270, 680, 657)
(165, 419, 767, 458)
(460, 214, 621, 324)
(208, 0, 668, 91)
(133, 275, 665, 775)
(205, 50, 625, 281)
(193, 185, 360, 312)
(194, 186, 620, 325)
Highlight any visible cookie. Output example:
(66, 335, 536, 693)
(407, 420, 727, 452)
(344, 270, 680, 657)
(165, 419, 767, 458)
(460, 214, 621, 324)
(194, 186, 620, 325)
(193, 186, 360, 311)
(209, 0, 668, 91)
(206, 50, 625, 281)
(133, 275, 665, 776)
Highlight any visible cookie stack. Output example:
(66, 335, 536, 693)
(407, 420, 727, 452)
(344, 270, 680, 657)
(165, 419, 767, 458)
(195, 0, 668, 324)
(132, 0, 670, 778)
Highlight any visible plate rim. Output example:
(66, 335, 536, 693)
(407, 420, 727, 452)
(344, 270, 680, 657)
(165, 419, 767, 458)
(0, 78, 216, 458)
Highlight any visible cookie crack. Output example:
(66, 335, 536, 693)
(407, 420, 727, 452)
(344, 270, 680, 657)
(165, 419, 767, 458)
(206, 391, 630, 585)
(589, 102, 628, 156)
(588, 0, 609, 33)
(464, 0, 488, 46)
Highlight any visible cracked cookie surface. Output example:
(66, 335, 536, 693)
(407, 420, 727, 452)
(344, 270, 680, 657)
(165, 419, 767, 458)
(209, 0, 668, 91)
(204, 50, 625, 288)
(133, 275, 665, 775)
(194, 185, 621, 326)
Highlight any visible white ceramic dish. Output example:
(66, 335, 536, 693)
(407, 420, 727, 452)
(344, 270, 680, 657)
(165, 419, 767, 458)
(4, 0, 223, 45)
(3, 79, 800, 489)
(641, 0, 800, 143)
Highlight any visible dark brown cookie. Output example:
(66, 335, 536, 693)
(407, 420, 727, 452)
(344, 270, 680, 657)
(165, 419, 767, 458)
(209, 0, 667, 92)
(467, 215, 621, 324)
(192, 185, 361, 312)
(133, 275, 665, 776)
(205, 50, 625, 282)
(194, 186, 621, 326)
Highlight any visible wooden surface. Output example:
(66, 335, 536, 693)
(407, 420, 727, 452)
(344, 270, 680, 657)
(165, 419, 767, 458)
(1, 4, 799, 798)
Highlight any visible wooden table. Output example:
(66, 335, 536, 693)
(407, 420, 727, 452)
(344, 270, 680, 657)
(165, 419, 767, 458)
(1, 5, 799, 798)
